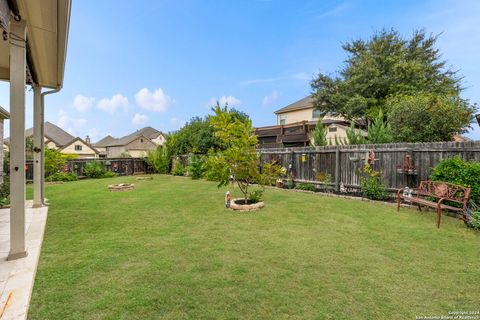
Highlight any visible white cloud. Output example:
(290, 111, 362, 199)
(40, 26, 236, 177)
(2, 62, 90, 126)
(262, 90, 279, 105)
(292, 72, 311, 81)
(57, 110, 87, 136)
(207, 95, 241, 107)
(73, 94, 95, 113)
(170, 117, 186, 130)
(132, 113, 149, 125)
(318, 2, 352, 19)
(135, 88, 172, 112)
(97, 94, 129, 114)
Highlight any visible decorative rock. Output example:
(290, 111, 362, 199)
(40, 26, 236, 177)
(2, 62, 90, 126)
(135, 176, 153, 181)
(229, 198, 265, 212)
(108, 183, 135, 192)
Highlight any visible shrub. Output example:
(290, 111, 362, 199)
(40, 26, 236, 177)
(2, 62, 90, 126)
(146, 146, 170, 174)
(84, 161, 107, 179)
(0, 176, 10, 207)
(317, 172, 334, 192)
(103, 171, 117, 178)
(46, 172, 78, 182)
(360, 164, 389, 200)
(467, 211, 480, 231)
(295, 183, 316, 192)
(188, 155, 206, 180)
(248, 189, 264, 203)
(430, 156, 480, 204)
(45, 148, 67, 177)
(172, 162, 186, 176)
(285, 175, 294, 189)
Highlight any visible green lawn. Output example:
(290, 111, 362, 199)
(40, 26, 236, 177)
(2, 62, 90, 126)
(28, 175, 480, 319)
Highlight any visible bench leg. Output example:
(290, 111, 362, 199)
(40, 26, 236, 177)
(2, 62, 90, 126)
(417, 204, 422, 212)
(396, 195, 401, 212)
(437, 207, 442, 228)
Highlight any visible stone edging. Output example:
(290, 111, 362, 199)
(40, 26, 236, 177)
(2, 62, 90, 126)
(108, 183, 135, 192)
(229, 199, 265, 212)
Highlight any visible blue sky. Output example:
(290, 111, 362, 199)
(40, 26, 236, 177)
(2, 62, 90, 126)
(1, 0, 480, 142)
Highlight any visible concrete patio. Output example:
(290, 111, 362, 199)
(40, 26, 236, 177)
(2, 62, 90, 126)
(0, 202, 48, 320)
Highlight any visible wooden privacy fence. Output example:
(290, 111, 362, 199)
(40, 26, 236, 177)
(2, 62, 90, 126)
(258, 141, 480, 193)
(25, 158, 153, 181)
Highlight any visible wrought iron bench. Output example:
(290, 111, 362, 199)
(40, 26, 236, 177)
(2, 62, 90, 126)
(396, 181, 471, 228)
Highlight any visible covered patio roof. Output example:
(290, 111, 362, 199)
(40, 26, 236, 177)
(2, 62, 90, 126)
(0, 0, 71, 88)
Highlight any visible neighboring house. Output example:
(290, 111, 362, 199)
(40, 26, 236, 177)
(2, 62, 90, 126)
(94, 127, 165, 158)
(94, 135, 116, 158)
(255, 96, 366, 147)
(0, 106, 9, 184)
(5, 121, 99, 158)
(58, 137, 99, 159)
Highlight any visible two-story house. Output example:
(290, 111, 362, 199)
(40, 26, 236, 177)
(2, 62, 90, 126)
(255, 96, 366, 148)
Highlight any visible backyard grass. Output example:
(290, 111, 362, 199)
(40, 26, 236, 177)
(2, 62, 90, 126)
(28, 175, 480, 319)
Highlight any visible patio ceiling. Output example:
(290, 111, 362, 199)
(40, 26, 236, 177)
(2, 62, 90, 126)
(0, 0, 71, 89)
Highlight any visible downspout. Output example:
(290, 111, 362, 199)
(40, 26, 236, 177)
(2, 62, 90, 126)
(40, 87, 61, 205)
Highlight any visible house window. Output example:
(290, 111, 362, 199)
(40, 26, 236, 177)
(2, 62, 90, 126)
(279, 114, 286, 125)
(74, 145, 82, 151)
(328, 127, 337, 132)
(140, 138, 144, 143)
(312, 109, 322, 119)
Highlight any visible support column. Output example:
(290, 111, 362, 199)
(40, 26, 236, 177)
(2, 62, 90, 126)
(8, 19, 27, 260)
(40, 95, 45, 204)
(33, 86, 42, 207)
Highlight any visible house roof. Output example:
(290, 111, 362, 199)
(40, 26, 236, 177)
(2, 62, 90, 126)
(94, 135, 116, 147)
(0, 106, 9, 119)
(5, 121, 74, 146)
(274, 96, 313, 114)
(102, 127, 163, 147)
(58, 137, 99, 154)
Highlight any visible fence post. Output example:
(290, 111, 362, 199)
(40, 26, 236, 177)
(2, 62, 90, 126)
(335, 148, 340, 192)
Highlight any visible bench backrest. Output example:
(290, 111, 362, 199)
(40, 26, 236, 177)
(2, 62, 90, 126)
(417, 181, 471, 207)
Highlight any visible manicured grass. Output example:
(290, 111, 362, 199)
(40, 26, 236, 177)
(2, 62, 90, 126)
(28, 175, 480, 319)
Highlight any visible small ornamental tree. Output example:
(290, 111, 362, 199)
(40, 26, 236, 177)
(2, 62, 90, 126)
(312, 119, 328, 147)
(206, 105, 282, 203)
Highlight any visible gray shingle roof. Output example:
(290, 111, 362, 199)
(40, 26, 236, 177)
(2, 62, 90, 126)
(5, 121, 75, 147)
(99, 127, 163, 147)
(274, 96, 313, 114)
(94, 135, 116, 147)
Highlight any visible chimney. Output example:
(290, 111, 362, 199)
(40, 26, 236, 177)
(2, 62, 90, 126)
(85, 135, 91, 144)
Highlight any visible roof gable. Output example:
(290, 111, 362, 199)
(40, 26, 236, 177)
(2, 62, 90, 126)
(274, 96, 313, 114)
(94, 135, 117, 147)
(58, 137, 99, 154)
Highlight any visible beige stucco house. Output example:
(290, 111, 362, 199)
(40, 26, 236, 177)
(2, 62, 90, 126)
(58, 137, 99, 159)
(94, 127, 165, 158)
(274, 96, 365, 144)
(255, 96, 366, 147)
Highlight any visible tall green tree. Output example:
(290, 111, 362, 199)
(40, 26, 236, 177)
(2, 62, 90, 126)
(168, 103, 250, 156)
(387, 93, 474, 142)
(311, 29, 475, 132)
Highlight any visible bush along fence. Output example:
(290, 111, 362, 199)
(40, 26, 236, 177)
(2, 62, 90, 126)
(25, 157, 154, 181)
(258, 141, 480, 195)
